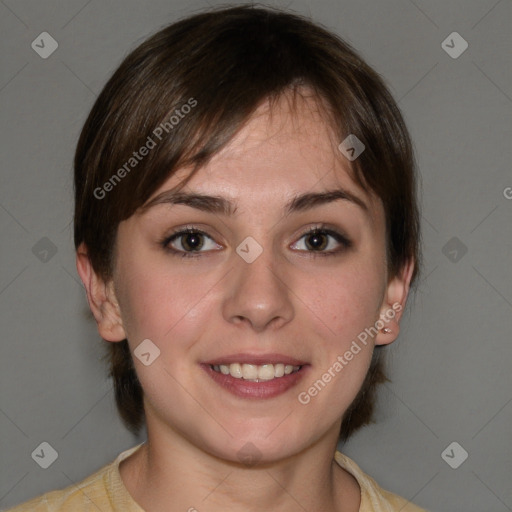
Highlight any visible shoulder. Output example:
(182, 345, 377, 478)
(3, 444, 145, 512)
(3, 468, 106, 512)
(334, 451, 428, 512)
(3, 462, 114, 512)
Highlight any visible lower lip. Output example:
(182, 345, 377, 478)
(201, 364, 309, 399)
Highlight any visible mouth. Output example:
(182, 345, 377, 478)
(201, 354, 309, 399)
(210, 363, 302, 382)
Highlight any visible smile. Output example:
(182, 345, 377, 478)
(202, 358, 309, 399)
(211, 363, 302, 382)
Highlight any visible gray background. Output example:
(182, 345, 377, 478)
(0, 0, 510, 511)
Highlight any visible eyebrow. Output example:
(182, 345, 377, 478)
(139, 188, 368, 216)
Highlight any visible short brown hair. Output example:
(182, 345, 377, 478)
(74, 4, 421, 442)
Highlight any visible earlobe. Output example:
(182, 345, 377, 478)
(374, 259, 415, 346)
(76, 243, 126, 342)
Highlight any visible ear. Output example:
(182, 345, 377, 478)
(76, 242, 126, 342)
(374, 259, 415, 347)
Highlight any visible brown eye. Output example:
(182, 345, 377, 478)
(305, 232, 328, 251)
(162, 228, 222, 257)
(291, 228, 352, 256)
(180, 232, 204, 251)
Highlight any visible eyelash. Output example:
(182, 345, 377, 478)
(159, 225, 352, 259)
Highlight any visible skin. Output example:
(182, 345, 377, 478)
(77, 90, 414, 512)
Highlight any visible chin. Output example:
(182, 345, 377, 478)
(200, 424, 312, 466)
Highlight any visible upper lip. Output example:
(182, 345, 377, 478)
(203, 353, 308, 366)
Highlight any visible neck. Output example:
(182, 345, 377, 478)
(120, 424, 360, 512)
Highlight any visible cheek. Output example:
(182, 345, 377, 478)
(293, 257, 384, 417)
(299, 255, 385, 346)
(114, 252, 218, 349)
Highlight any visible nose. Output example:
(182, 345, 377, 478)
(221, 248, 295, 332)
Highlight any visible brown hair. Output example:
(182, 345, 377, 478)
(74, 4, 421, 442)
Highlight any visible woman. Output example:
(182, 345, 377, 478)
(8, 4, 426, 511)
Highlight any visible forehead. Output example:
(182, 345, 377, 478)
(144, 91, 381, 217)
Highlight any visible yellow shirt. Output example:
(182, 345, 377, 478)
(5, 443, 427, 511)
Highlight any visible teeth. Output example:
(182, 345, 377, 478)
(242, 364, 258, 380)
(212, 362, 301, 381)
(229, 363, 242, 378)
(284, 365, 294, 375)
(258, 364, 274, 380)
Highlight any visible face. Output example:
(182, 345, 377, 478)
(86, 91, 410, 464)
